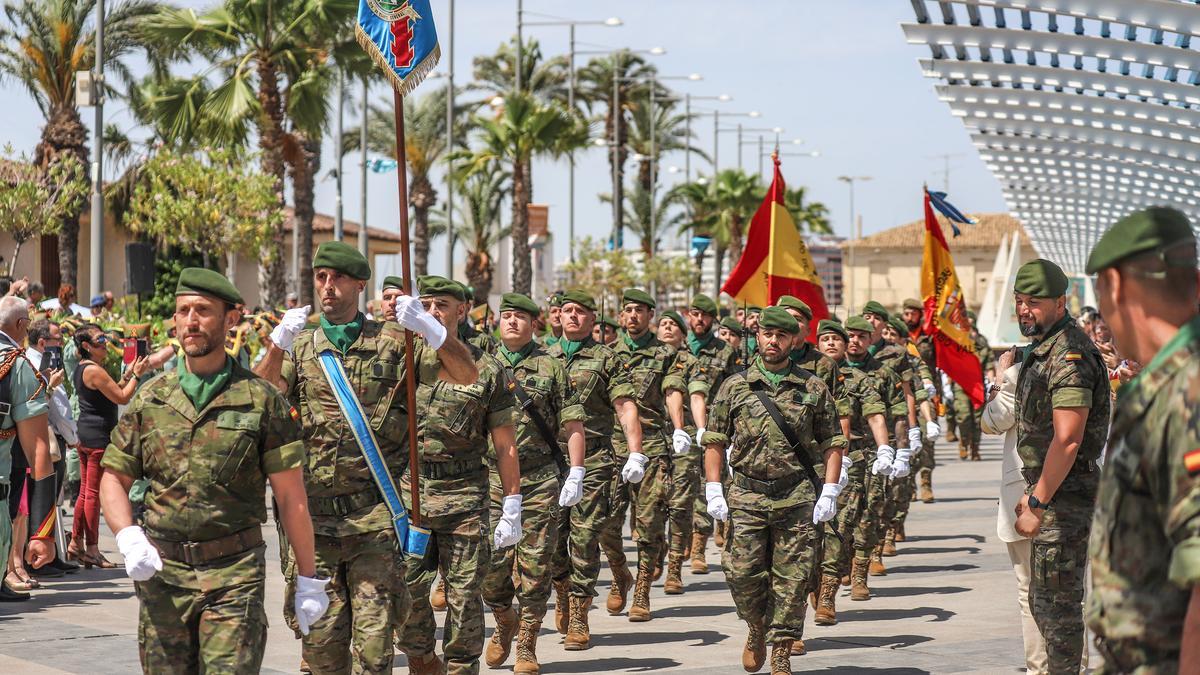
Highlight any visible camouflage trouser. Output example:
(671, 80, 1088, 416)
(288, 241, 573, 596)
(629, 455, 672, 569)
(1030, 483, 1095, 675)
(888, 474, 916, 529)
(667, 447, 701, 557)
(722, 502, 817, 643)
(283, 528, 410, 675)
(398, 510, 488, 675)
(481, 468, 561, 625)
(692, 448, 729, 537)
(564, 461, 618, 598)
(137, 549, 267, 674)
(599, 467, 630, 572)
(952, 386, 981, 454)
(828, 453, 867, 577)
(854, 462, 890, 558)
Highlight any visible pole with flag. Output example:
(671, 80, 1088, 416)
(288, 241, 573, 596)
(722, 154, 830, 342)
(356, 0, 440, 553)
(919, 187, 984, 406)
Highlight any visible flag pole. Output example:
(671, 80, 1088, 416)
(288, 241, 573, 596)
(393, 89, 422, 527)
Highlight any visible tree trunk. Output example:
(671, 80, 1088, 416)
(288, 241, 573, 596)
(713, 246, 725, 301)
(35, 104, 89, 290)
(11, 239, 24, 275)
(288, 132, 320, 308)
(511, 157, 532, 295)
(255, 53, 289, 309)
(465, 250, 492, 304)
(728, 215, 745, 266)
(410, 173, 437, 277)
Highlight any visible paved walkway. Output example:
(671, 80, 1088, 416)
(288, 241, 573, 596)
(0, 434, 1068, 674)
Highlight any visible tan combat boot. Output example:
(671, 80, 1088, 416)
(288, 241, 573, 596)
(606, 563, 633, 615)
(628, 558, 652, 622)
(564, 596, 591, 651)
(652, 546, 665, 582)
(772, 641, 794, 674)
(430, 576, 448, 612)
(814, 574, 839, 625)
(714, 520, 727, 548)
(918, 470, 935, 503)
(742, 622, 766, 672)
(513, 621, 541, 675)
(882, 529, 898, 557)
(850, 556, 871, 601)
(485, 606, 518, 667)
(970, 446, 982, 461)
(789, 638, 806, 655)
(690, 532, 709, 574)
(553, 579, 569, 634)
(869, 546, 887, 576)
(895, 522, 906, 542)
(663, 553, 685, 595)
(407, 652, 443, 675)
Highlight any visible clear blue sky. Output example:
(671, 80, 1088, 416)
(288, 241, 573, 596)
(1, 0, 1008, 277)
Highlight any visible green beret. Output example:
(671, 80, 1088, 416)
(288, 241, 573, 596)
(1086, 207, 1197, 274)
(776, 295, 812, 320)
(965, 310, 977, 324)
(499, 293, 539, 316)
(1014, 259, 1069, 298)
(690, 294, 718, 316)
(845, 316, 874, 334)
(561, 290, 597, 312)
(622, 288, 656, 309)
(817, 319, 847, 341)
(600, 314, 619, 329)
(757, 306, 799, 334)
(548, 292, 564, 308)
(888, 316, 909, 336)
(313, 241, 371, 280)
(175, 267, 243, 306)
(862, 300, 889, 320)
(747, 305, 763, 315)
(902, 298, 922, 311)
(660, 311, 686, 330)
(719, 317, 743, 333)
(417, 275, 467, 301)
(381, 275, 404, 291)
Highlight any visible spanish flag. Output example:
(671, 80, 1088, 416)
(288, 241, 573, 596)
(919, 189, 984, 407)
(722, 156, 829, 342)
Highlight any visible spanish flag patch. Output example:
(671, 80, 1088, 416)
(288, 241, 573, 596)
(1185, 449, 1200, 477)
(289, 406, 301, 423)
(1064, 352, 1082, 361)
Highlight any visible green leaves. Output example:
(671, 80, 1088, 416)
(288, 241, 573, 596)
(0, 146, 87, 269)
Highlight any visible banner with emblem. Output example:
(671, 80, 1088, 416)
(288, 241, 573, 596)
(356, 0, 440, 95)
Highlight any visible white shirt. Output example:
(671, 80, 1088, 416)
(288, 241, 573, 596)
(981, 362, 1026, 544)
(26, 346, 78, 446)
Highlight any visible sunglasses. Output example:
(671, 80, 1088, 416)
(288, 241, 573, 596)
(88, 335, 109, 346)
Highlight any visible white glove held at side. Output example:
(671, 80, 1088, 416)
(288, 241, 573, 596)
(270, 305, 311, 353)
(872, 445, 896, 476)
(621, 452, 648, 484)
(116, 525, 162, 582)
(812, 483, 840, 524)
(492, 494, 523, 549)
(705, 481, 729, 522)
(838, 455, 852, 490)
(295, 575, 332, 636)
(907, 426, 923, 452)
(892, 446, 913, 478)
(672, 428, 692, 455)
(393, 295, 448, 349)
(558, 466, 585, 507)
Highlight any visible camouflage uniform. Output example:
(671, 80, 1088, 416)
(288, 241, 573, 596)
(1015, 315, 1110, 673)
(825, 364, 886, 579)
(911, 332, 940, 488)
(664, 348, 706, 563)
(282, 320, 421, 674)
(888, 350, 936, 533)
(102, 363, 302, 673)
(685, 332, 739, 539)
(951, 334, 993, 460)
(704, 358, 845, 643)
(1087, 317, 1200, 672)
(397, 345, 514, 674)
(872, 345, 915, 546)
(844, 357, 902, 563)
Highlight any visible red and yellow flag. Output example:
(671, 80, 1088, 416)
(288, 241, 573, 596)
(722, 157, 829, 341)
(919, 190, 984, 406)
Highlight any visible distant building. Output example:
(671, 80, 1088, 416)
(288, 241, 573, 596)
(807, 234, 845, 308)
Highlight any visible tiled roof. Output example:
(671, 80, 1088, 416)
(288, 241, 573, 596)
(281, 208, 401, 243)
(841, 213, 1031, 250)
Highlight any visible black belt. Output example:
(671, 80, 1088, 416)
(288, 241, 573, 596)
(732, 471, 804, 498)
(309, 490, 383, 517)
(149, 527, 264, 566)
(0, 483, 8, 501)
(421, 458, 484, 480)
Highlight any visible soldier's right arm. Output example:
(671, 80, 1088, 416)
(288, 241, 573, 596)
(555, 363, 587, 468)
(701, 377, 737, 483)
(253, 340, 291, 394)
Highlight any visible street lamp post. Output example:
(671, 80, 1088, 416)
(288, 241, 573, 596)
(705, 110, 759, 173)
(837, 175, 872, 313)
(359, 77, 370, 313)
(90, 0, 104, 299)
(335, 69, 344, 241)
(734, 126, 782, 170)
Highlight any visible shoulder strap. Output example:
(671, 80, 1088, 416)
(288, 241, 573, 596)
(746, 380, 823, 495)
(505, 368, 568, 476)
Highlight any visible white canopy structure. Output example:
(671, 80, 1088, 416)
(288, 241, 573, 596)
(904, 0, 1200, 275)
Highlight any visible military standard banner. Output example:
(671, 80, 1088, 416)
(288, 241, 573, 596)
(356, 0, 440, 95)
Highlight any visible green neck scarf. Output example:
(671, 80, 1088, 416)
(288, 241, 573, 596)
(321, 312, 364, 354)
(687, 329, 715, 356)
(746, 335, 758, 356)
(755, 356, 788, 385)
(622, 329, 654, 351)
(499, 340, 536, 367)
(789, 342, 810, 364)
(845, 355, 868, 368)
(544, 334, 560, 347)
(560, 336, 589, 360)
(178, 356, 233, 412)
(867, 338, 884, 356)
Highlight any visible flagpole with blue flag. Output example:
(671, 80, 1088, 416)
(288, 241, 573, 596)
(356, 0, 439, 555)
(926, 189, 975, 237)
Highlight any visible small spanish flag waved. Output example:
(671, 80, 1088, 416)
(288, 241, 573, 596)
(722, 155, 830, 342)
(1185, 449, 1200, 477)
(356, 0, 440, 95)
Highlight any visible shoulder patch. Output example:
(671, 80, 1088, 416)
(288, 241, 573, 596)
(1064, 352, 1082, 361)
(1185, 449, 1200, 477)
(289, 406, 301, 422)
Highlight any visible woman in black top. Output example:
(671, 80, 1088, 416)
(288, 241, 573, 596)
(68, 324, 147, 568)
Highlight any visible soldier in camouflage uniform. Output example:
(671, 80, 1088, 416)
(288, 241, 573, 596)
(547, 290, 644, 651)
(1084, 207, 1200, 673)
(380, 275, 403, 322)
(482, 292, 587, 675)
(684, 295, 739, 574)
(703, 307, 846, 675)
(950, 311, 993, 462)
(1011, 259, 1111, 674)
(901, 298, 943, 503)
(255, 243, 479, 674)
(396, 276, 522, 675)
(100, 269, 329, 673)
(543, 293, 564, 348)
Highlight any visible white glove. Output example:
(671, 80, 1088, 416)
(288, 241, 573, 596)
(270, 305, 311, 353)
(115, 525, 162, 582)
(695, 427, 706, 448)
(295, 575, 332, 636)
(393, 295, 448, 349)
(621, 452, 648, 483)
(493, 494, 523, 549)
(705, 481, 728, 522)
(908, 426, 923, 452)
(925, 421, 941, 441)
(812, 483, 839, 524)
(558, 466, 585, 507)
(872, 445, 896, 476)
(891, 446, 913, 478)
(838, 455, 852, 490)
(923, 382, 938, 400)
(672, 428, 692, 455)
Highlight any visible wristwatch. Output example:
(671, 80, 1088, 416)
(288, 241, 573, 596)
(1027, 493, 1050, 511)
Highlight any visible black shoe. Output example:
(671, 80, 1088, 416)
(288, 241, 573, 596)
(49, 557, 80, 573)
(0, 582, 30, 602)
(29, 563, 66, 578)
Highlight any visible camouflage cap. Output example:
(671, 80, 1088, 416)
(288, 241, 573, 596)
(175, 267, 243, 306)
(1014, 259, 1069, 298)
(862, 300, 889, 320)
(1086, 206, 1197, 274)
(417, 275, 467, 301)
(660, 311, 686, 331)
(902, 298, 922, 311)
(381, 275, 404, 291)
(499, 292, 539, 317)
(719, 316, 743, 333)
(776, 295, 813, 320)
(758, 306, 800, 334)
(817, 319, 848, 341)
(622, 288, 656, 309)
(561, 290, 597, 312)
(313, 241, 371, 280)
(845, 315, 874, 334)
(690, 294, 718, 316)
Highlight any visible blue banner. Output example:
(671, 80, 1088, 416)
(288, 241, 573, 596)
(356, 0, 440, 96)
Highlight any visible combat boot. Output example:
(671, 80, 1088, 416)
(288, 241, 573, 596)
(606, 563, 633, 615)
(850, 556, 871, 601)
(513, 621, 541, 675)
(553, 579, 569, 634)
(772, 641, 794, 674)
(714, 520, 727, 548)
(430, 576, 448, 612)
(407, 652, 443, 675)
(882, 529, 898, 557)
(663, 554, 685, 595)
(814, 574, 839, 625)
(869, 546, 887, 576)
(894, 523, 906, 542)
(958, 439, 969, 460)
(789, 639, 806, 655)
(628, 558, 652, 622)
(970, 445, 982, 461)
(690, 533, 709, 574)
(742, 621, 766, 672)
(564, 596, 591, 651)
(652, 545, 665, 582)
(918, 470, 935, 503)
(485, 606, 518, 667)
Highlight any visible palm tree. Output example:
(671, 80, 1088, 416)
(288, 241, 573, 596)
(0, 0, 164, 287)
(626, 93, 707, 199)
(470, 36, 567, 102)
(435, 167, 510, 303)
(711, 169, 762, 265)
(670, 178, 723, 296)
(604, 180, 677, 260)
(782, 184, 832, 234)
